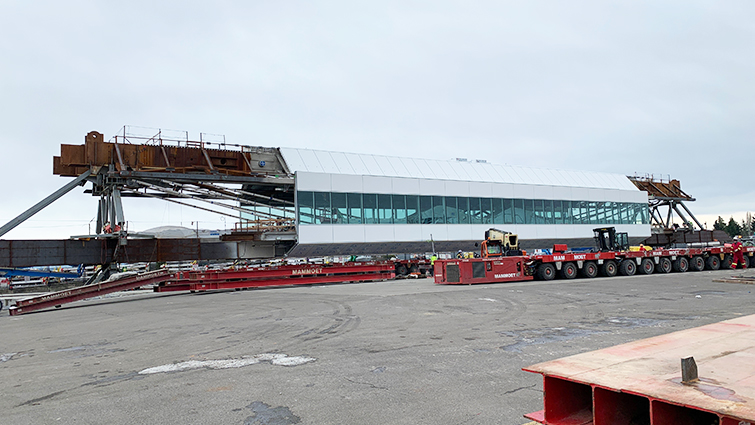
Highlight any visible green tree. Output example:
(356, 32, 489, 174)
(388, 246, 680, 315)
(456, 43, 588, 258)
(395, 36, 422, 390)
(724, 216, 742, 238)
(713, 216, 726, 231)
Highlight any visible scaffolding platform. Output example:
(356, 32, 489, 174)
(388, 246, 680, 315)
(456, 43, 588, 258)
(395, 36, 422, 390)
(524, 314, 755, 424)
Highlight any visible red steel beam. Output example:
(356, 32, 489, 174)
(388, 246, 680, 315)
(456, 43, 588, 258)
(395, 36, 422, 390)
(524, 314, 755, 424)
(156, 271, 395, 292)
(9, 270, 174, 316)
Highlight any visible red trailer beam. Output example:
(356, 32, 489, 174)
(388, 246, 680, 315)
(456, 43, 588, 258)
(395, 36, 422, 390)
(156, 262, 396, 292)
(9, 270, 174, 316)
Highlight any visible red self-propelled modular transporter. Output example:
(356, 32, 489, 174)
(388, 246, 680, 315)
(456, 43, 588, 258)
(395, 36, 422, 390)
(434, 256, 534, 284)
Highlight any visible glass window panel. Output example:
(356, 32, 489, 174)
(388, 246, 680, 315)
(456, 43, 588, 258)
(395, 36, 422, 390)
(469, 197, 481, 224)
(524, 199, 535, 224)
(480, 198, 492, 224)
(514, 199, 525, 224)
(458, 197, 469, 224)
(588, 202, 599, 224)
(533, 199, 544, 224)
(406, 195, 419, 224)
(562, 200, 572, 224)
(420, 196, 433, 224)
(331, 192, 347, 224)
(297, 191, 314, 224)
(571, 201, 588, 224)
(544, 200, 554, 224)
(347, 193, 362, 224)
(314, 192, 332, 224)
(492, 198, 504, 225)
(433, 196, 445, 224)
(363, 193, 377, 224)
(503, 199, 514, 224)
(553, 200, 563, 224)
(641, 203, 650, 224)
(622, 203, 631, 225)
(378, 194, 393, 224)
(393, 194, 407, 224)
(445, 196, 458, 224)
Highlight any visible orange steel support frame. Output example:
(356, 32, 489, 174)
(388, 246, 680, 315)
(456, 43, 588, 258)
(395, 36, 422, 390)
(524, 314, 755, 424)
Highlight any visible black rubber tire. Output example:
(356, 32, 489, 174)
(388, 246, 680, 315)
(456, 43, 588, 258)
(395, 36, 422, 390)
(658, 257, 672, 273)
(721, 255, 733, 270)
(672, 257, 689, 273)
(409, 264, 419, 274)
(537, 263, 556, 281)
(690, 256, 705, 271)
(601, 260, 618, 277)
(396, 264, 408, 276)
(639, 258, 655, 274)
(743, 256, 751, 269)
(560, 262, 578, 279)
(619, 260, 636, 276)
(706, 255, 720, 270)
(580, 261, 598, 278)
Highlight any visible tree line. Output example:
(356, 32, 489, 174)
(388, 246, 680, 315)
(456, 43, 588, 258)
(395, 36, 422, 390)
(713, 212, 754, 238)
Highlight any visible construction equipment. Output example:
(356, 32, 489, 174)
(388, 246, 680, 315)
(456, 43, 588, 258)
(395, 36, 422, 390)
(435, 227, 755, 284)
(481, 228, 521, 258)
(593, 227, 629, 252)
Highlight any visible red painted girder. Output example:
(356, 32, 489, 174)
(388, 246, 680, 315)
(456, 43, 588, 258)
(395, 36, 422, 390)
(180, 262, 394, 281)
(9, 270, 174, 315)
(183, 271, 395, 291)
(524, 314, 755, 421)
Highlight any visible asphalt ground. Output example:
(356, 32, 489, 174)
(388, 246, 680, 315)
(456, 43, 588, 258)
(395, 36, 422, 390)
(2, 268, 755, 425)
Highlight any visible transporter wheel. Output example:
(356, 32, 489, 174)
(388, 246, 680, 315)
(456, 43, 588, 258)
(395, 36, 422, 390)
(396, 264, 408, 276)
(580, 261, 598, 278)
(690, 256, 705, 271)
(658, 257, 672, 273)
(706, 255, 720, 270)
(409, 264, 419, 274)
(560, 262, 578, 279)
(721, 255, 733, 269)
(537, 263, 556, 281)
(619, 260, 636, 276)
(743, 256, 751, 268)
(601, 260, 618, 277)
(672, 257, 689, 273)
(639, 258, 655, 275)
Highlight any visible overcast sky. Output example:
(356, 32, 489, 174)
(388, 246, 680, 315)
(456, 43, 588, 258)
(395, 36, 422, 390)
(1, 1, 753, 239)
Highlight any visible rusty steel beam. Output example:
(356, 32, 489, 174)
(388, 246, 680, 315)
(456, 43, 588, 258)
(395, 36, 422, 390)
(54, 131, 290, 179)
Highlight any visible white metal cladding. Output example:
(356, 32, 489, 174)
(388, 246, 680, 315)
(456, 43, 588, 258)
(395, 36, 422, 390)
(298, 223, 650, 244)
(294, 171, 648, 203)
(280, 148, 639, 191)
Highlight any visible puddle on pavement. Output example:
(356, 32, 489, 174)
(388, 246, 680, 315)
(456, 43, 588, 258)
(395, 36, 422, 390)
(244, 401, 301, 425)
